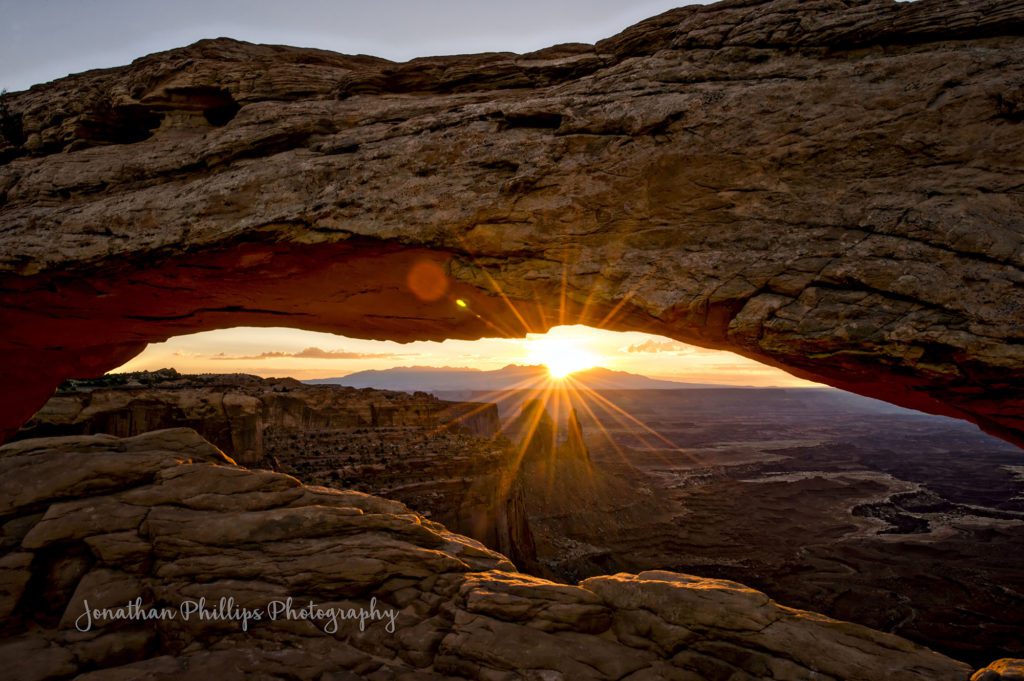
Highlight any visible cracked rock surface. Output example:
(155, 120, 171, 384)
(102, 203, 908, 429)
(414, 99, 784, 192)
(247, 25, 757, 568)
(0, 429, 985, 680)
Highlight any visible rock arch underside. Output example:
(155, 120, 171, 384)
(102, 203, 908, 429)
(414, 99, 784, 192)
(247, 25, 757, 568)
(1, 0, 1024, 679)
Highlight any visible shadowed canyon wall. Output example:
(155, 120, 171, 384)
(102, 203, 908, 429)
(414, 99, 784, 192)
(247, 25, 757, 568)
(1, 0, 1023, 446)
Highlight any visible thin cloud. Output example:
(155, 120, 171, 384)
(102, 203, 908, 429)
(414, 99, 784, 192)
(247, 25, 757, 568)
(625, 339, 692, 354)
(212, 347, 409, 361)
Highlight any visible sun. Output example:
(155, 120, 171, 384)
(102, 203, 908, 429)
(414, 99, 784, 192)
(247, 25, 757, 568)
(526, 337, 601, 379)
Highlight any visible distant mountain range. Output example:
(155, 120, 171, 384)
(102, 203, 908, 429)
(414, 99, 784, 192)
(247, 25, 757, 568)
(306, 365, 739, 392)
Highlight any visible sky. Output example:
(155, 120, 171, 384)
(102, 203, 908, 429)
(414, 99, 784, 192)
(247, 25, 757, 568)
(1, 0, 706, 92)
(115, 326, 821, 387)
(3, 0, 819, 388)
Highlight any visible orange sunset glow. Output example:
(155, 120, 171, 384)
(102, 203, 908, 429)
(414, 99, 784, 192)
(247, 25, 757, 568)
(113, 324, 821, 388)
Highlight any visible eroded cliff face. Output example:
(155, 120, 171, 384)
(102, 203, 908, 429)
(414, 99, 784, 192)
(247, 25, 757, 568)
(0, 429, 984, 681)
(16, 370, 501, 466)
(0, 0, 1023, 446)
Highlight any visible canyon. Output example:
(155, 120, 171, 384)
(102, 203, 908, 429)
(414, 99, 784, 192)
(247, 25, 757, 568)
(14, 371, 1024, 669)
(0, 428, 988, 681)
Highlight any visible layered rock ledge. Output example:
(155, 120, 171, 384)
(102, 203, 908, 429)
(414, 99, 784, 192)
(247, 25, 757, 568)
(0, 0, 1023, 447)
(15, 370, 540, 572)
(0, 429, 988, 680)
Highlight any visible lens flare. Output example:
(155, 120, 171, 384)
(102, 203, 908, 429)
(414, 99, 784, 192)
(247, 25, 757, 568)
(406, 260, 448, 302)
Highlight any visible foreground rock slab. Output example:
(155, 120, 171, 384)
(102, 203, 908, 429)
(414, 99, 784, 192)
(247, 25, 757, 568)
(0, 429, 985, 680)
(0, 0, 1023, 448)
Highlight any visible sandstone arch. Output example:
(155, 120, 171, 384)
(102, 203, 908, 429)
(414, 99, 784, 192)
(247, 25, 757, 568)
(1, 0, 1023, 447)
